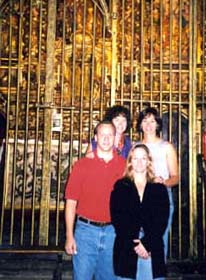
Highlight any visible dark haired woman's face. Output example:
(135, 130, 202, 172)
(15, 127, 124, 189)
(112, 115, 127, 135)
(141, 114, 157, 135)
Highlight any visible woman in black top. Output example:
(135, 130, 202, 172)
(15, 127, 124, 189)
(110, 144, 169, 280)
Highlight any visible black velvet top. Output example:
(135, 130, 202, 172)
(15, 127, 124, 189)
(110, 177, 169, 279)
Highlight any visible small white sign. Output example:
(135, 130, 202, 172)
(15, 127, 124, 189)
(52, 112, 62, 132)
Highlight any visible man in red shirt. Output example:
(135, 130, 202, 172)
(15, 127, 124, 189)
(65, 120, 125, 280)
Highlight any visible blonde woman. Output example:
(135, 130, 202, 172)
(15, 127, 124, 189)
(110, 144, 169, 280)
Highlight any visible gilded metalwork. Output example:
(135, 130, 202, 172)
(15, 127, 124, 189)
(0, 0, 205, 260)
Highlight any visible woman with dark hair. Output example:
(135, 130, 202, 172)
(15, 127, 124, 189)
(137, 107, 179, 258)
(86, 105, 132, 159)
(110, 144, 169, 280)
(137, 107, 162, 136)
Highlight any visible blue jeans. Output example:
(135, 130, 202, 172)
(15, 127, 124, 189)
(116, 231, 165, 280)
(163, 189, 174, 258)
(116, 257, 165, 280)
(72, 219, 116, 280)
(117, 274, 164, 280)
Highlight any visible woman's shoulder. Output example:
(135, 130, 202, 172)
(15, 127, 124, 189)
(114, 177, 133, 190)
(112, 177, 136, 203)
(146, 183, 169, 207)
(147, 182, 168, 195)
(161, 139, 176, 151)
(163, 140, 177, 152)
(124, 135, 132, 144)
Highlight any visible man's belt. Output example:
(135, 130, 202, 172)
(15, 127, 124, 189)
(77, 216, 111, 227)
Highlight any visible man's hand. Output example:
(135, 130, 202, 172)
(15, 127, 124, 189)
(65, 235, 77, 255)
(65, 199, 78, 255)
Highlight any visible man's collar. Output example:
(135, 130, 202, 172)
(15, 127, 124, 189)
(94, 149, 117, 162)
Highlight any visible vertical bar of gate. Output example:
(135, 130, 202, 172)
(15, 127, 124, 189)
(8, 0, 17, 245)
(159, 0, 163, 108)
(168, 0, 174, 259)
(12, 0, 25, 245)
(120, 0, 125, 103)
(39, 0, 56, 246)
(188, 0, 198, 257)
(139, 0, 144, 111)
(20, 0, 33, 246)
(100, 9, 106, 119)
(149, 0, 154, 103)
(78, 0, 87, 159)
(129, 0, 134, 137)
(0, 0, 3, 245)
(54, 0, 67, 247)
(0, 1, 13, 244)
(100, 8, 106, 117)
(88, 3, 96, 139)
(111, 0, 117, 105)
(31, 0, 44, 245)
(178, 0, 183, 259)
(69, 0, 76, 170)
(203, 0, 206, 258)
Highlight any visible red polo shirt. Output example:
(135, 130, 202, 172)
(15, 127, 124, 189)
(65, 151, 125, 222)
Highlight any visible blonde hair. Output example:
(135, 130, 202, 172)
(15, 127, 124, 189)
(124, 143, 155, 182)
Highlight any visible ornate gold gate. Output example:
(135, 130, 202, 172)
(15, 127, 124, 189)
(0, 0, 205, 261)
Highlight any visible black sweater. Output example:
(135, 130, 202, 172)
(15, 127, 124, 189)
(110, 177, 169, 279)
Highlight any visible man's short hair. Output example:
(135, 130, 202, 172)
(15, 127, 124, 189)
(95, 120, 116, 134)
